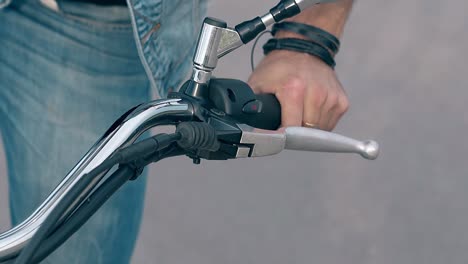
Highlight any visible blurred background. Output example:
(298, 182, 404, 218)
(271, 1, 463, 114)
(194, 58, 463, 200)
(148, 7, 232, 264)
(2, 0, 468, 263)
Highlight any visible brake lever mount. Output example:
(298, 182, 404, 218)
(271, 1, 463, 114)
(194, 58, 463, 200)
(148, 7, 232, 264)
(0, 0, 378, 261)
(168, 0, 379, 162)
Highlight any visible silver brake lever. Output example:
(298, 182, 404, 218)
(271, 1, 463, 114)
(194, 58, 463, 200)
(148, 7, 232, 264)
(238, 124, 379, 160)
(284, 127, 379, 160)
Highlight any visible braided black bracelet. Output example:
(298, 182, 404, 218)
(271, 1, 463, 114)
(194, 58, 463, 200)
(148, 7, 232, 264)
(263, 38, 336, 69)
(272, 22, 340, 55)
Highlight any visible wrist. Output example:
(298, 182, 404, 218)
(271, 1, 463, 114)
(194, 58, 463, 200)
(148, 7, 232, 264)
(274, 30, 309, 40)
(288, 15, 345, 39)
(266, 49, 329, 68)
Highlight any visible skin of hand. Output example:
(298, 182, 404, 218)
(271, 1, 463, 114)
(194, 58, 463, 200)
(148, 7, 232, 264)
(248, 0, 353, 131)
(248, 50, 349, 131)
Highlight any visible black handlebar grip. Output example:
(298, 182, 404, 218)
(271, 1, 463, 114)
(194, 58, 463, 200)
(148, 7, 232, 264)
(208, 78, 281, 130)
(244, 93, 282, 130)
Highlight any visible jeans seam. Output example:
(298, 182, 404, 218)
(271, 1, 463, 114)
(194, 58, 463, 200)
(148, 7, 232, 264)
(157, 0, 198, 79)
(126, 0, 160, 97)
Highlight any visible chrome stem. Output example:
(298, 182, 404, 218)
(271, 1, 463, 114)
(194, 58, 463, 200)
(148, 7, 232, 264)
(0, 99, 193, 262)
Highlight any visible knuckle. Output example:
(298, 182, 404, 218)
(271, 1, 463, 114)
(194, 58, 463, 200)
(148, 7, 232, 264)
(282, 77, 306, 100)
(313, 89, 328, 106)
(326, 94, 339, 109)
(285, 76, 307, 91)
(339, 97, 350, 113)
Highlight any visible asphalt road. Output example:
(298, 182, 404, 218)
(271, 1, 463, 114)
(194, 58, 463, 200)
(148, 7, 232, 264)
(1, 0, 468, 263)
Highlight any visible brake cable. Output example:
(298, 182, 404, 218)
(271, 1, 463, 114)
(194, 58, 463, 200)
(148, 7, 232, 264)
(0, 1, 380, 262)
(16, 122, 221, 263)
(29, 145, 183, 263)
(14, 133, 183, 264)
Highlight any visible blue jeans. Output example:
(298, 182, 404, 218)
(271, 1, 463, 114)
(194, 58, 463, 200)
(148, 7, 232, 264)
(0, 0, 162, 263)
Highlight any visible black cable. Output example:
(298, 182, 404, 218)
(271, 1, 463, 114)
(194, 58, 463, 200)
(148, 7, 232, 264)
(14, 133, 181, 264)
(30, 165, 136, 263)
(250, 30, 272, 72)
(112, 133, 181, 164)
(30, 145, 183, 263)
(13, 156, 120, 264)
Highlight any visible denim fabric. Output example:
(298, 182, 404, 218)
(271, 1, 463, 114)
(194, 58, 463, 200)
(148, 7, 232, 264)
(0, 0, 207, 97)
(0, 0, 11, 9)
(127, 0, 207, 97)
(0, 0, 151, 263)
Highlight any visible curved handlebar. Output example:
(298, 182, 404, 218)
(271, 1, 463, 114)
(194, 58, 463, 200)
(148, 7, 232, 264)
(0, 99, 193, 261)
(1, 0, 379, 261)
(0, 96, 379, 262)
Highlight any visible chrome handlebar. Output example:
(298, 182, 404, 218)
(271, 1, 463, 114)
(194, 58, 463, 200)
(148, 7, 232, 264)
(0, 97, 379, 261)
(0, 99, 194, 261)
(0, 0, 378, 261)
(0, 97, 378, 261)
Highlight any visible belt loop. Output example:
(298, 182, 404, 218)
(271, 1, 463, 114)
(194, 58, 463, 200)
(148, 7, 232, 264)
(39, 0, 60, 11)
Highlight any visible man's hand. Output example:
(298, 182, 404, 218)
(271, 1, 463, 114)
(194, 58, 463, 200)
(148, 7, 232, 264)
(247, 0, 354, 131)
(248, 49, 349, 131)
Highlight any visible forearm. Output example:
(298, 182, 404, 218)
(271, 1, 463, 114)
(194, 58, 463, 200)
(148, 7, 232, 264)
(277, 0, 354, 38)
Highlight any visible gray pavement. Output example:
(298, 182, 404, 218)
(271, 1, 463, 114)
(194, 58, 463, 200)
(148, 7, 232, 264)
(2, 0, 468, 263)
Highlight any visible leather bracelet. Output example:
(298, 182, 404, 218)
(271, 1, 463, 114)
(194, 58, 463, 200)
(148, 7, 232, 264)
(272, 22, 340, 55)
(263, 38, 336, 69)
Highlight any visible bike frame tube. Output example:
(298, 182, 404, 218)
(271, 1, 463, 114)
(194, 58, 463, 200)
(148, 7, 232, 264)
(0, 98, 194, 262)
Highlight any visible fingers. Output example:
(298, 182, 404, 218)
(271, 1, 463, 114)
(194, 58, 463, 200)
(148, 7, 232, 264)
(303, 78, 349, 131)
(317, 93, 336, 130)
(276, 78, 305, 127)
(250, 77, 305, 127)
(303, 83, 326, 129)
(326, 93, 349, 130)
(249, 70, 348, 131)
(323, 77, 349, 130)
